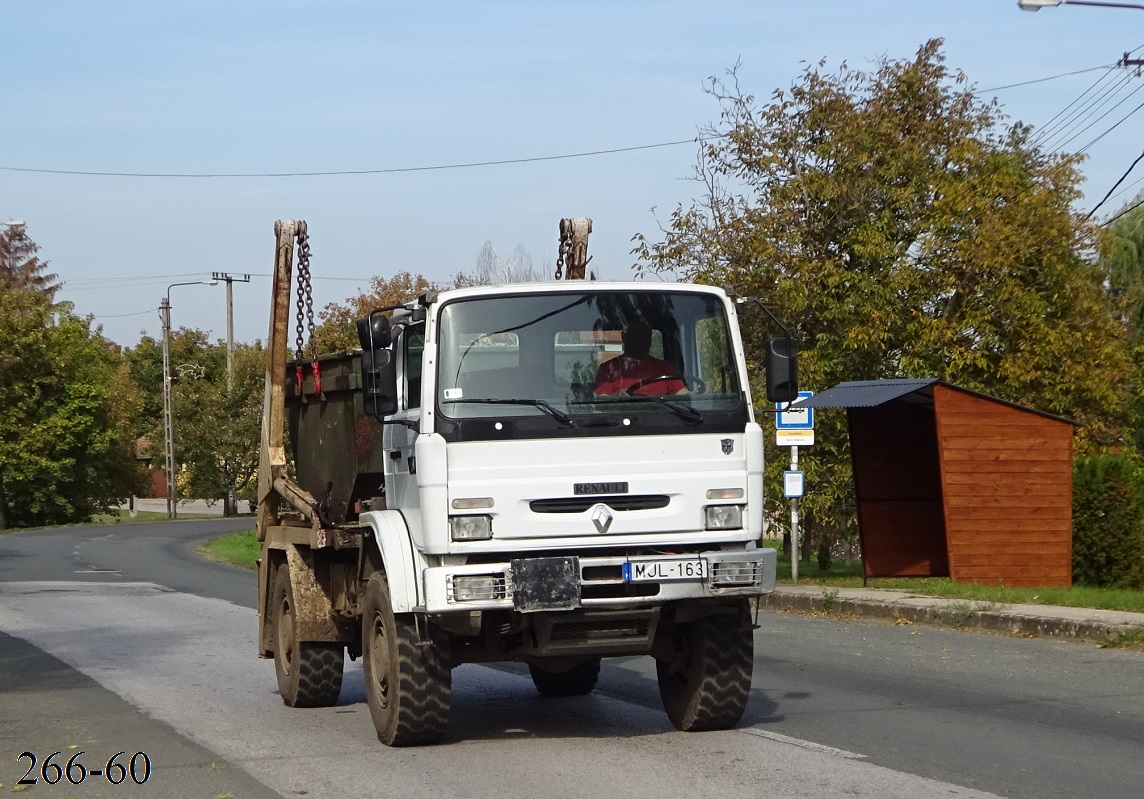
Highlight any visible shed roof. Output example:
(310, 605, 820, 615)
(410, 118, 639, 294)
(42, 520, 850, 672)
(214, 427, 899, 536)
(794, 379, 939, 409)
(792, 378, 1078, 426)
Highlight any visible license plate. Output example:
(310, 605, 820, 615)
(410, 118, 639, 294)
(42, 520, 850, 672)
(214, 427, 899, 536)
(622, 558, 708, 583)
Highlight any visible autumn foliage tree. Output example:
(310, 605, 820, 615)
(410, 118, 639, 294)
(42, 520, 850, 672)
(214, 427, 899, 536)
(310, 271, 437, 352)
(0, 286, 146, 528)
(173, 343, 265, 515)
(635, 40, 1136, 554)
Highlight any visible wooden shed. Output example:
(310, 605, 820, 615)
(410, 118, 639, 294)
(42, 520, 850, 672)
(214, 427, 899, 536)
(798, 379, 1076, 588)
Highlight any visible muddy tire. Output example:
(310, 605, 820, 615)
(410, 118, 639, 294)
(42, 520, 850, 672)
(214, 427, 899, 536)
(529, 659, 601, 697)
(271, 567, 344, 708)
(362, 573, 451, 746)
(656, 601, 753, 732)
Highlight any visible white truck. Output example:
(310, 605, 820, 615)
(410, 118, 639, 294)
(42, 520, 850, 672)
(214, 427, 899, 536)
(256, 219, 798, 746)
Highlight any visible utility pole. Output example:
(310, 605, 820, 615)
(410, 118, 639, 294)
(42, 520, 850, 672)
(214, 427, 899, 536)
(212, 272, 251, 391)
(160, 297, 176, 519)
(162, 279, 218, 519)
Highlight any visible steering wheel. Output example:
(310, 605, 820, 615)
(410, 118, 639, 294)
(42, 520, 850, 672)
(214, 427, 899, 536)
(625, 374, 707, 396)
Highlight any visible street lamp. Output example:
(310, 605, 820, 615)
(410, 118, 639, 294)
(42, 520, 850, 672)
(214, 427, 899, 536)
(1019, 0, 1144, 10)
(161, 279, 218, 519)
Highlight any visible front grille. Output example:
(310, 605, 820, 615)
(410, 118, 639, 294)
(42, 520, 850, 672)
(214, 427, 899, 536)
(582, 582, 659, 600)
(530, 495, 670, 514)
(550, 617, 651, 642)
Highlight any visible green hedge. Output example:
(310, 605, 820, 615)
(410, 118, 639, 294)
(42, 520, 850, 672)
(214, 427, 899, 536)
(1073, 452, 1144, 588)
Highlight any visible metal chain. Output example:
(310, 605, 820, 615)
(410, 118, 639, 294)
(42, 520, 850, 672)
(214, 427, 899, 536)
(555, 221, 571, 280)
(300, 229, 314, 356)
(293, 225, 314, 360)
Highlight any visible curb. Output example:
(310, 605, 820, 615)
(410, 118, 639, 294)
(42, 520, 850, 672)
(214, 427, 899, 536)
(757, 591, 1141, 643)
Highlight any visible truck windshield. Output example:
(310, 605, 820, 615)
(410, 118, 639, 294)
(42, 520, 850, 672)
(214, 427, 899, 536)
(435, 290, 743, 426)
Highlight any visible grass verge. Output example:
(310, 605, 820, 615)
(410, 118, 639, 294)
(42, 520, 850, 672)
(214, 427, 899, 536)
(768, 542, 1144, 613)
(197, 530, 259, 570)
(1102, 626, 1144, 650)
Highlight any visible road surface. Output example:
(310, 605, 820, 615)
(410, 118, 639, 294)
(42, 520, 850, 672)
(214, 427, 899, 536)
(2, 521, 1142, 798)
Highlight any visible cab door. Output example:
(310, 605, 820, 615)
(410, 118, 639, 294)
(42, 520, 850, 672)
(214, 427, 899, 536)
(383, 323, 425, 514)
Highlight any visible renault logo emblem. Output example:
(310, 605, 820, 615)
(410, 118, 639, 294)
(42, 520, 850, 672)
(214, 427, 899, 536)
(591, 504, 614, 534)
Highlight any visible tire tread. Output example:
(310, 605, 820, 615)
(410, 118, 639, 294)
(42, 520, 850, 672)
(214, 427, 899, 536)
(657, 604, 753, 732)
(363, 574, 451, 746)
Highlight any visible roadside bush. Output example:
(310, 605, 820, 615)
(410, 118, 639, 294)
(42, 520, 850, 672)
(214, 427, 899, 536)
(1073, 452, 1144, 588)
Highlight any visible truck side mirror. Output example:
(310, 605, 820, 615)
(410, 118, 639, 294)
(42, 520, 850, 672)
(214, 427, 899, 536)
(765, 336, 798, 403)
(361, 347, 398, 418)
(357, 313, 392, 350)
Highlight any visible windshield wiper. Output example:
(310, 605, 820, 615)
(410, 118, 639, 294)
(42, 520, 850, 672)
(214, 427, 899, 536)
(443, 397, 574, 426)
(629, 396, 704, 423)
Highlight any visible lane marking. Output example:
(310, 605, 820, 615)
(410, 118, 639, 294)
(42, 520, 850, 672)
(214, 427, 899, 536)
(739, 726, 867, 759)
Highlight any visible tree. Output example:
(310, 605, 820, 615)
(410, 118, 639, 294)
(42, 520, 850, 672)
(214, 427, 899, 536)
(635, 40, 1136, 550)
(455, 241, 541, 287)
(124, 328, 226, 427)
(1099, 198, 1144, 452)
(1, 220, 60, 300)
(310, 271, 437, 352)
(0, 285, 146, 528)
(124, 330, 256, 515)
(174, 342, 265, 515)
(309, 244, 541, 353)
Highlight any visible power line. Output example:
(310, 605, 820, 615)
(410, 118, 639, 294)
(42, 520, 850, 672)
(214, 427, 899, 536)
(1034, 65, 1123, 145)
(979, 64, 1115, 93)
(62, 271, 379, 289)
(1103, 172, 1144, 208)
(0, 137, 709, 180)
(1040, 71, 1137, 151)
(1055, 79, 1144, 152)
(1088, 148, 1144, 219)
(1099, 195, 1144, 226)
(91, 308, 158, 319)
(1078, 94, 1144, 153)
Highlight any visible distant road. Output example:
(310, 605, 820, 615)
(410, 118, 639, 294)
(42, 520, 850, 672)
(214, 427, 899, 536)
(2, 521, 1143, 799)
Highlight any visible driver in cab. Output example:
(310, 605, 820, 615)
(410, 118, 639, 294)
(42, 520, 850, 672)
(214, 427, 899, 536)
(594, 321, 688, 396)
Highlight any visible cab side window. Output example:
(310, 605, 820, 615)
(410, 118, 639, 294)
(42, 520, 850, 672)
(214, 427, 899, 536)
(403, 324, 425, 410)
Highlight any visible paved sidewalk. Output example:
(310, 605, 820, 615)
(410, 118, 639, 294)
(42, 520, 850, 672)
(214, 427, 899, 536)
(115, 498, 255, 517)
(760, 584, 1144, 643)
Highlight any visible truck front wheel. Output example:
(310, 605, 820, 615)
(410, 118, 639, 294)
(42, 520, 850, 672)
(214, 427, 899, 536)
(271, 567, 344, 707)
(362, 573, 452, 746)
(656, 601, 753, 732)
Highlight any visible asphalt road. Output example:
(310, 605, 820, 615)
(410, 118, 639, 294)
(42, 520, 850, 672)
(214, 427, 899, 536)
(2, 521, 1142, 798)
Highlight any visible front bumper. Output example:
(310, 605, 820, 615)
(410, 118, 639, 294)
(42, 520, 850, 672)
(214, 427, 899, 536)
(422, 547, 777, 613)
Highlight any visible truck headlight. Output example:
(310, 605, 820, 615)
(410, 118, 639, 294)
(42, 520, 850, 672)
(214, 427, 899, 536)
(450, 514, 492, 541)
(450, 574, 506, 602)
(711, 560, 760, 586)
(704, 504, 743, 530)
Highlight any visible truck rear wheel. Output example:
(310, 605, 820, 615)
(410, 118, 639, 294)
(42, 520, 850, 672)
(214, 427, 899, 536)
(656, 601, 753, 732)
(362, 573, 451, 746)
(271, 567, 344, 707)
(528, 658, 601, 697)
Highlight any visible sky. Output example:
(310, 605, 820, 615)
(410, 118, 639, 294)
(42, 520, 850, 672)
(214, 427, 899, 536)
(5, 0, 1144, 348)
